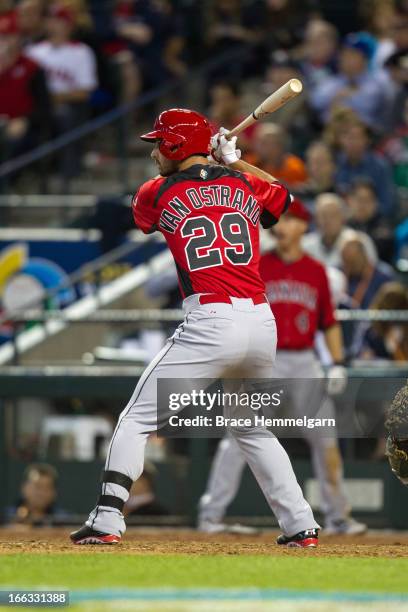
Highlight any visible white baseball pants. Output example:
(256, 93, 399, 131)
(86, 296, 318, 536)
(198, 350, 349, 526)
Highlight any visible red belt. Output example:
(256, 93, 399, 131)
(198, 293, 268, 306)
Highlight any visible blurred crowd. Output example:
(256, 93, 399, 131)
(0, 0, 406, 181)
(200, 0, 408, 365)
(1, 0, 408, 469)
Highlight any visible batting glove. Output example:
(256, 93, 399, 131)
(209, 127, 241, 165)
(327, 364, 348, 396)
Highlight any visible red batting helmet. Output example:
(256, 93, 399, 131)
(140, 108, 212, 161)
(286, 198, 311, 223)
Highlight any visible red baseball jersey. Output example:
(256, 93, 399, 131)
(0, 55, 39, 120)
(132, 164, 290, 298)
(259, 251, 336, 349)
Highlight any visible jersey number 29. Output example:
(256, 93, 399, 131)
(181, 212, 253, 271)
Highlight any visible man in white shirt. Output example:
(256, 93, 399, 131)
(27, 4, 97, 103)
(27, 4, 98, 183)
(309, 33, 389, 130)
(302, 193, 377, 267)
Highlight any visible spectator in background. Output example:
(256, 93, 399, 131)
(302, 193, 348, 267)
(263, 50, 303, 96)
(396, 1, 408, 17)
(315, 0, 363, 37)
(361, 0, 397, 68)
(379, 4, 408, 129)
(153, 0, 187, 80)
(384, 95, 408, 186)
(295, 141, 336, 205)
(384, 49, 408, 130)
(60, 0, 93, 33)
(178, 0, 205, 66)
(260, 0, 309, 52)
(302, 193, 377, 267)
(262, 51, 311, 151)
(56, 0, 96, 52)
(346, 179, 395, 263)
(18, 0, 46, 46)
(93, 0, 141, 105)
(335, 120, 396, 216)
(208, 81, 255, 151)
(27, 3, 98, 103)
(395, 215, 408, 267)
(7, 463, 64, 527)
(361, 282, 408, 361)
(58, 0, 120, 110)
(390, 5, 408, 55)
(0, 13, 50, 161)
(341, 235, 394, 310)
(299, 19, 338, 90)
(116, 0, 186, 88)
(245, 123, 307, 189)
(205, 0, 263, 81)
(323, 106, 361, 153)
(124, 462, 169, 519)
(310, 32, 389, 130)
(27, 3, 98, 186)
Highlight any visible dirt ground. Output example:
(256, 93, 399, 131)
(1, 527, 408, 558)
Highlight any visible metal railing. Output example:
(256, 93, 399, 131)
(0, 233, 161, 328)
(5, 308, 408, 324)
(0, 195, 97, 208)
(0, 241, 171, 365)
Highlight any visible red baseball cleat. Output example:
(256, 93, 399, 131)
(276, 528, 319, 548)
(70, 525, 121, 545)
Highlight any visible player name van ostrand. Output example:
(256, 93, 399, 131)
(168, 415, 336, 429)
(159, 187, 261, 233)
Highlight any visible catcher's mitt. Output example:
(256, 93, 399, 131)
(385, 382, 408, 486)
(386, 437, 408, 486)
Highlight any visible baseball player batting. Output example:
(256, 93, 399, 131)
(198, 200, 367, 535)
(70, 108, 320, 547)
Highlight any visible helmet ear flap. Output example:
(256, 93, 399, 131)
(159, 134, 187, 160)
(168, 142, 182, 153)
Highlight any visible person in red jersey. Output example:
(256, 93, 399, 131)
(71, 109, 319, 548)
(198, 199, 367, 536)
(0, 12, 50, 160)
(261, 199, 339, 353)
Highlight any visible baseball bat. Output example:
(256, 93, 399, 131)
(227, 79, 303, 139)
